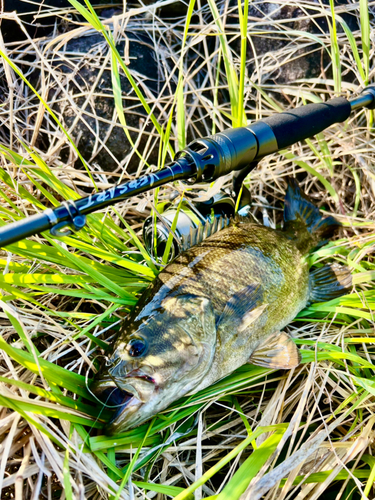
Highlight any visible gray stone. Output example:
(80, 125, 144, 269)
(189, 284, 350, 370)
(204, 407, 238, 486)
(226, 0, 359, 85)
(1, 0, 117, 43)
(43, 32, 166, 173)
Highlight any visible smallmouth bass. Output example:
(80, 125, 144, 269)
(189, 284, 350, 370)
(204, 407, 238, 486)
(92, 180, 351, 433)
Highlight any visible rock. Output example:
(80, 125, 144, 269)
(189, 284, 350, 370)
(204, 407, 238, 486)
(43, 32, 166, 173)
(1, 0, 117, 43)
(228, 1, 359, 85)
(247, 3, 322, 84)
(127, 0, 194, 18)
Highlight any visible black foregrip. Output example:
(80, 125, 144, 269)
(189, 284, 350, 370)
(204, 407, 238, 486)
(261, 97, 351, 149)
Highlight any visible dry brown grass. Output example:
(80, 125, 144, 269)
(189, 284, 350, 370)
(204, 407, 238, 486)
(0, 1, 375, 499)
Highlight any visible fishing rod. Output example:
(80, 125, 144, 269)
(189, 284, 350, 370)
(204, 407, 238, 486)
(0, 87, 375, 250)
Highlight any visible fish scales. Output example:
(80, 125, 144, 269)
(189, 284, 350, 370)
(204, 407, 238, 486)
(137, 223, 309, 330)
(92, 180, 352, 433)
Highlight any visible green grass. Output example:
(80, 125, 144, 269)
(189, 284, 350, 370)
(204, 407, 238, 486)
(0, 0, 375, 499)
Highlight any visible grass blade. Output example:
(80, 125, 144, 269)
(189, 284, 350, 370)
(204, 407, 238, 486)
(360, 0, 370, 84)
(280, 150, 339, 202)
(237, 0, 249, 126)
(216, 426, 286, 499)
(337, 15, 366, 83)
(328, 0, 341, 93)
(207, 0, 240, 127)
(173, 425, 287, 500)
(177, 0, 196, 150)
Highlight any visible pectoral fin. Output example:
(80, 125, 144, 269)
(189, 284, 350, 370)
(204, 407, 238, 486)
(217, 283, 267, 332)
(249, 331, 301, 369)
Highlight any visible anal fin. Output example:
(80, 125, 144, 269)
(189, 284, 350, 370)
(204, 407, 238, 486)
(309, 263, 352, 303)
(249, 331, 301, 369)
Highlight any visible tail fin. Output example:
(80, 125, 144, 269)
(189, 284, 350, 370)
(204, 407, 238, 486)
(283, 178, 339, 251)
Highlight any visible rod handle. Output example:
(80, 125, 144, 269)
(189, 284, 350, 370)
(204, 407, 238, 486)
(261, 97, 352, 149)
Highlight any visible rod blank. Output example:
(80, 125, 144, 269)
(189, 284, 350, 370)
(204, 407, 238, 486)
(1, 86, 375, 248)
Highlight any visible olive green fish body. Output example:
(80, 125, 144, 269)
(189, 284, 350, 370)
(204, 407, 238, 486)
(135, 223, 309, 389)
(92, 180, 351, 433)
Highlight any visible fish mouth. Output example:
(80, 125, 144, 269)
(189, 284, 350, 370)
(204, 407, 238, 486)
(91, 373, 157, 434)
(93, 383, 134, 409)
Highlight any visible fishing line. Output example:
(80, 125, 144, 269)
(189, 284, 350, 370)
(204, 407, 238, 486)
(84, 365, 128, 410)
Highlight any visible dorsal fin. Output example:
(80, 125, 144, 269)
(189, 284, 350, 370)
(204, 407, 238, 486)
(181, 215, 230, 252)
(233, 212, 255, 224)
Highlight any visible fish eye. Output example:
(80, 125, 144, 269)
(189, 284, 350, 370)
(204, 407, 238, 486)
(128, 338, 148, 357)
